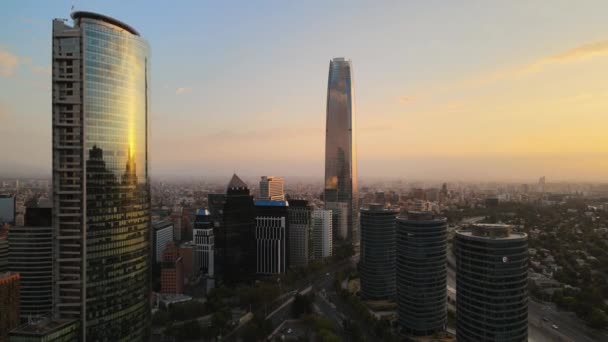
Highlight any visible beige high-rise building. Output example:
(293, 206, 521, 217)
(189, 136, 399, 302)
(259, 176, 285, 200)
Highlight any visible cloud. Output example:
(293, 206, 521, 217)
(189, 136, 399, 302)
(175, 87, 192, 95)
(544, 40, 608, 63)
(463, 40, 608, 88)
(0, 50, 19, 77)
(0, 48, 51, 78)
(521, 40, 608, 75)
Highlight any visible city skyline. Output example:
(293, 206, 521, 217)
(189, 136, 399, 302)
(2, 1, 608, 181)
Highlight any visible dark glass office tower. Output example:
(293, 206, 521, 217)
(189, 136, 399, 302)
(254, 200, 289, 275)
(396, 212, 447, 336)
(360, 204, 398, 300)
(221, 174, 256, 284)
(52, 12, 150, 341)
(455, 224, 528, 342)
(324, 57, 358, 243)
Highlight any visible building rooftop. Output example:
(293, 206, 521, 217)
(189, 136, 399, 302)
(71, 11, 140, 36)
(254, 199, 288, 207)
(196, 208, 211, 216)
(153, 219, 173, 231)
(10, 317, 77, 335)
(397, 211, 446, 222)
(457, 224, 527, 240)
(361, 203, 399, 213)
(227, 173, 248, 190)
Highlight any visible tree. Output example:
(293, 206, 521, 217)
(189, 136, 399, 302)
(588, 308, 608, 329)
(152, 310, 170, 326)
(292, 294, 313, 318)
(318, 329, 340, 342)
(211, 307, 231, 334)
(240, 314, 272, 342)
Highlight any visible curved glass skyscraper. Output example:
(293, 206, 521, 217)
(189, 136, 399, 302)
(324, 58, 358, 243)
(52, 11, 150, 341)
(396, 212, 448, 336)
(360, 204, 398, 300)
(455, 224, 528, 342)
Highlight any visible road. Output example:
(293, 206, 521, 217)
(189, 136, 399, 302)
(528, 300, 607, 342)
(225, 255, 359, 341)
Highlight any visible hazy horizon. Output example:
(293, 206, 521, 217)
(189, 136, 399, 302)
(2, 1, 608, 182)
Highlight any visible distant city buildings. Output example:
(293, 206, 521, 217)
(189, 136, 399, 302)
(172, 205, 184, 241)
(455, 224, 528, 342)
(324, 57, 358, 244)
(259, 176, 285, 200)
(287, 200, 312, 268)
(312, 210, 333, 259)
(52, 11, 151, 340)
(0, 272, 20, 340)
(255, 200, 289, 275)
(397, 212, 447, 336)
(360, 204, 398, 300)
(539, 176, 546, 193)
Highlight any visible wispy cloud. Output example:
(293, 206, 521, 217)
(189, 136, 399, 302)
(467, 40, 608, 87)
(0, 49, 19, 77)
(512, 40, 608, 78)
(176, 87, 192, 95)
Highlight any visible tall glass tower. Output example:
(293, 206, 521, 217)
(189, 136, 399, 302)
(52, 12, 150, 341)
(324, 57, 358, 243)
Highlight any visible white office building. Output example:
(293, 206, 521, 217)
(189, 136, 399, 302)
(312, 210, 333, 259)
(155, 223, 173, 263)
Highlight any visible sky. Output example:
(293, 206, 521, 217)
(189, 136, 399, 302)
(1, 1, 608, 182)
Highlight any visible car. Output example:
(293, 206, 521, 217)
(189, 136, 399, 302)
(287, 328, 293, 334)
(542, 317, 549, 322)
(552, 324, 559, 330)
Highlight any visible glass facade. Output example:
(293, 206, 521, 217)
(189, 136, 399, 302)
(396, 212, 448, 336)
(360, 205, 398, 300)
(324, 58, 358, 243)
(455, 225, 528, 342)
(53, 12, 150, 341)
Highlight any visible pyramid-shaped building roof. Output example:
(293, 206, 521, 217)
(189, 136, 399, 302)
(227, 173, 248, 190)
